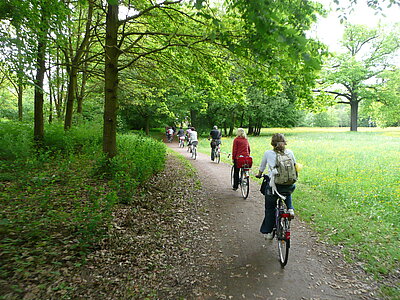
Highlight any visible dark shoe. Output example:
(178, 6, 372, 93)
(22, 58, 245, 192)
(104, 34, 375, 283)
(232, 187, 238, 191)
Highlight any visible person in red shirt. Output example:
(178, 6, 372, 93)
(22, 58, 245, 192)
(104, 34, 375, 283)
(232, 128, 251, 190)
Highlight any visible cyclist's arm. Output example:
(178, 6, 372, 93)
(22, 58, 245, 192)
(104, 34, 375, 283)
(256, 151, 269, 178)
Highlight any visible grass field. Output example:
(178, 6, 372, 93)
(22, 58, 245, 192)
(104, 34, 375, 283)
(197, 127, 400, 297)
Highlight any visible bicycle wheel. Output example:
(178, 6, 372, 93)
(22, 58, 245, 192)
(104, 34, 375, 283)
(192, 146, 197, 160)
(277, 217, 290, 267)
(216, 150, 220, 163)
(230, 165, 235, 188)
(240, 169, 249, 199)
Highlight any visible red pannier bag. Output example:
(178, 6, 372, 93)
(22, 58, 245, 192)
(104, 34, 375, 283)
(236, 156, 252, 170)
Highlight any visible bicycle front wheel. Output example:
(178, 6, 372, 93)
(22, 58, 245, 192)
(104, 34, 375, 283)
(277, 218, 290, 267)
(240, 169, 249, 199)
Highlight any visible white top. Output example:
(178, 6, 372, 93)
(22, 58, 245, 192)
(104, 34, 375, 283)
(259, 149, 296, 178)
(189, 131, 198, 142)
(168, 128, 174, 135)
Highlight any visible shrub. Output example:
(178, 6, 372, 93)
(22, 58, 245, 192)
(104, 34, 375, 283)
(93, 133, 166, 203)
(0, 121, 33, 160)
(43, 122, 102, 154)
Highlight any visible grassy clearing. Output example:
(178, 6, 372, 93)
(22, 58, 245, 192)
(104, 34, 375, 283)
(197, 127, 399, 296)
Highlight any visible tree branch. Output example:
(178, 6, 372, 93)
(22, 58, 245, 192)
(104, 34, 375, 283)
(118, 0, 183, 26)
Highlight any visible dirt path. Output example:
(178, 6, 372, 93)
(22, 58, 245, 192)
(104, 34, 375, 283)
(168, 142, 380, 300)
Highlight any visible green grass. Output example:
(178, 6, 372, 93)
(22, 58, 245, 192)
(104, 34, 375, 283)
(197, 128, 400, 297)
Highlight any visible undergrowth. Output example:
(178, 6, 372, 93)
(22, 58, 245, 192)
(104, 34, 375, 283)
(0, 121, 166, 298)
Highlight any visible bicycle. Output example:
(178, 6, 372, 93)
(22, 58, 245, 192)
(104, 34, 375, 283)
(167, 134, 173, 143)
(211, 141, 221, 163)
(262, 175, 291, 267)
(191, 142, 197, 160)
(178, 136, 185, 148)
(230, 156, 252, 199)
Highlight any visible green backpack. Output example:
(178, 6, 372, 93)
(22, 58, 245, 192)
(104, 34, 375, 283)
(274, 151, 297, 185)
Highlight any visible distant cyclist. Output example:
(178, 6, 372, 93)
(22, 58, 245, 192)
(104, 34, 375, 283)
(186, 127, 192, 150)
(209, 125, 222, 161)
(189, 127, 198, 149)
(232, 128, 250, 191)
(177, 127, 185, 138)
(177, 127, 185, 146)
(166, 127, 174, 142)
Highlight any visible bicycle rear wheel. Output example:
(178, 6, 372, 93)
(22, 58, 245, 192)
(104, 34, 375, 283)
(240, 169, 249, 199)
(277, 217, 290, 267)
(230, 165, 235, 188)
(192, 146, 197, 159)
(216, 150, 220, 163)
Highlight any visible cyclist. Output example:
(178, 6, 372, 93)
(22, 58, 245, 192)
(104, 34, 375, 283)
(255, 133, 296, 240)
(166, 126, 174, 142)
(177, 127, 185, 144)
(232, 128, 250, 191)
(186, 127, 192, 151)
(209, 125, 222, 161)
(189, 127, 198, 151)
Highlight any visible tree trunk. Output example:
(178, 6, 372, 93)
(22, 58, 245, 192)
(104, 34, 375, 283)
(145, 116, 150, 135)
(64, 1, 93, 128)
(239, 111, 244, 128)
(34, 30, 47, 144)
(103, 4, 119, 158)
(77, 56, 88, 114)
(350, 101, 359, 132)
(55, 51, 64, 119)
(190, 109, 196, 128)
(64, 67, 78, 130)
(17, 81, 23, 121)
(247, 116, 253, 135)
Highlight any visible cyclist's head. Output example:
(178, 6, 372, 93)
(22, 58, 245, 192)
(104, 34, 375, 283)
(213, 125, 218, 129)
(271, 133, 287, 152)
(191, 127, 196, 131)
(236, 128, 247, 138)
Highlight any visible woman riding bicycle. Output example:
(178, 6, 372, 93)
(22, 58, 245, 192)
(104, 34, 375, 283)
(232, 128, 251, 191)
(255, 133, 296, 240)
(209, 125, 222, 161)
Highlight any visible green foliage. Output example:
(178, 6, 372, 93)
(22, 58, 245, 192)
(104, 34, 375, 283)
(0, 122, 166, 296)
(93, 133, 166, 203)
(43, 122, 103, 154)
(316, 23, 400, 130)
(0, 121, 33, 160)
(301, 106, 350, 127)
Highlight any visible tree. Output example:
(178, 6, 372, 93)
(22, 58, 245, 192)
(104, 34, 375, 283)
(63, 0, 94, 130)
(0, 0, 69, 143)
(363, 69, 400, 127)
(314, 23, 400, 131)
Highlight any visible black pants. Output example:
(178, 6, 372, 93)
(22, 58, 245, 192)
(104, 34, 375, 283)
(233, 160, 240, 189)
(210, 139, 220, 160)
